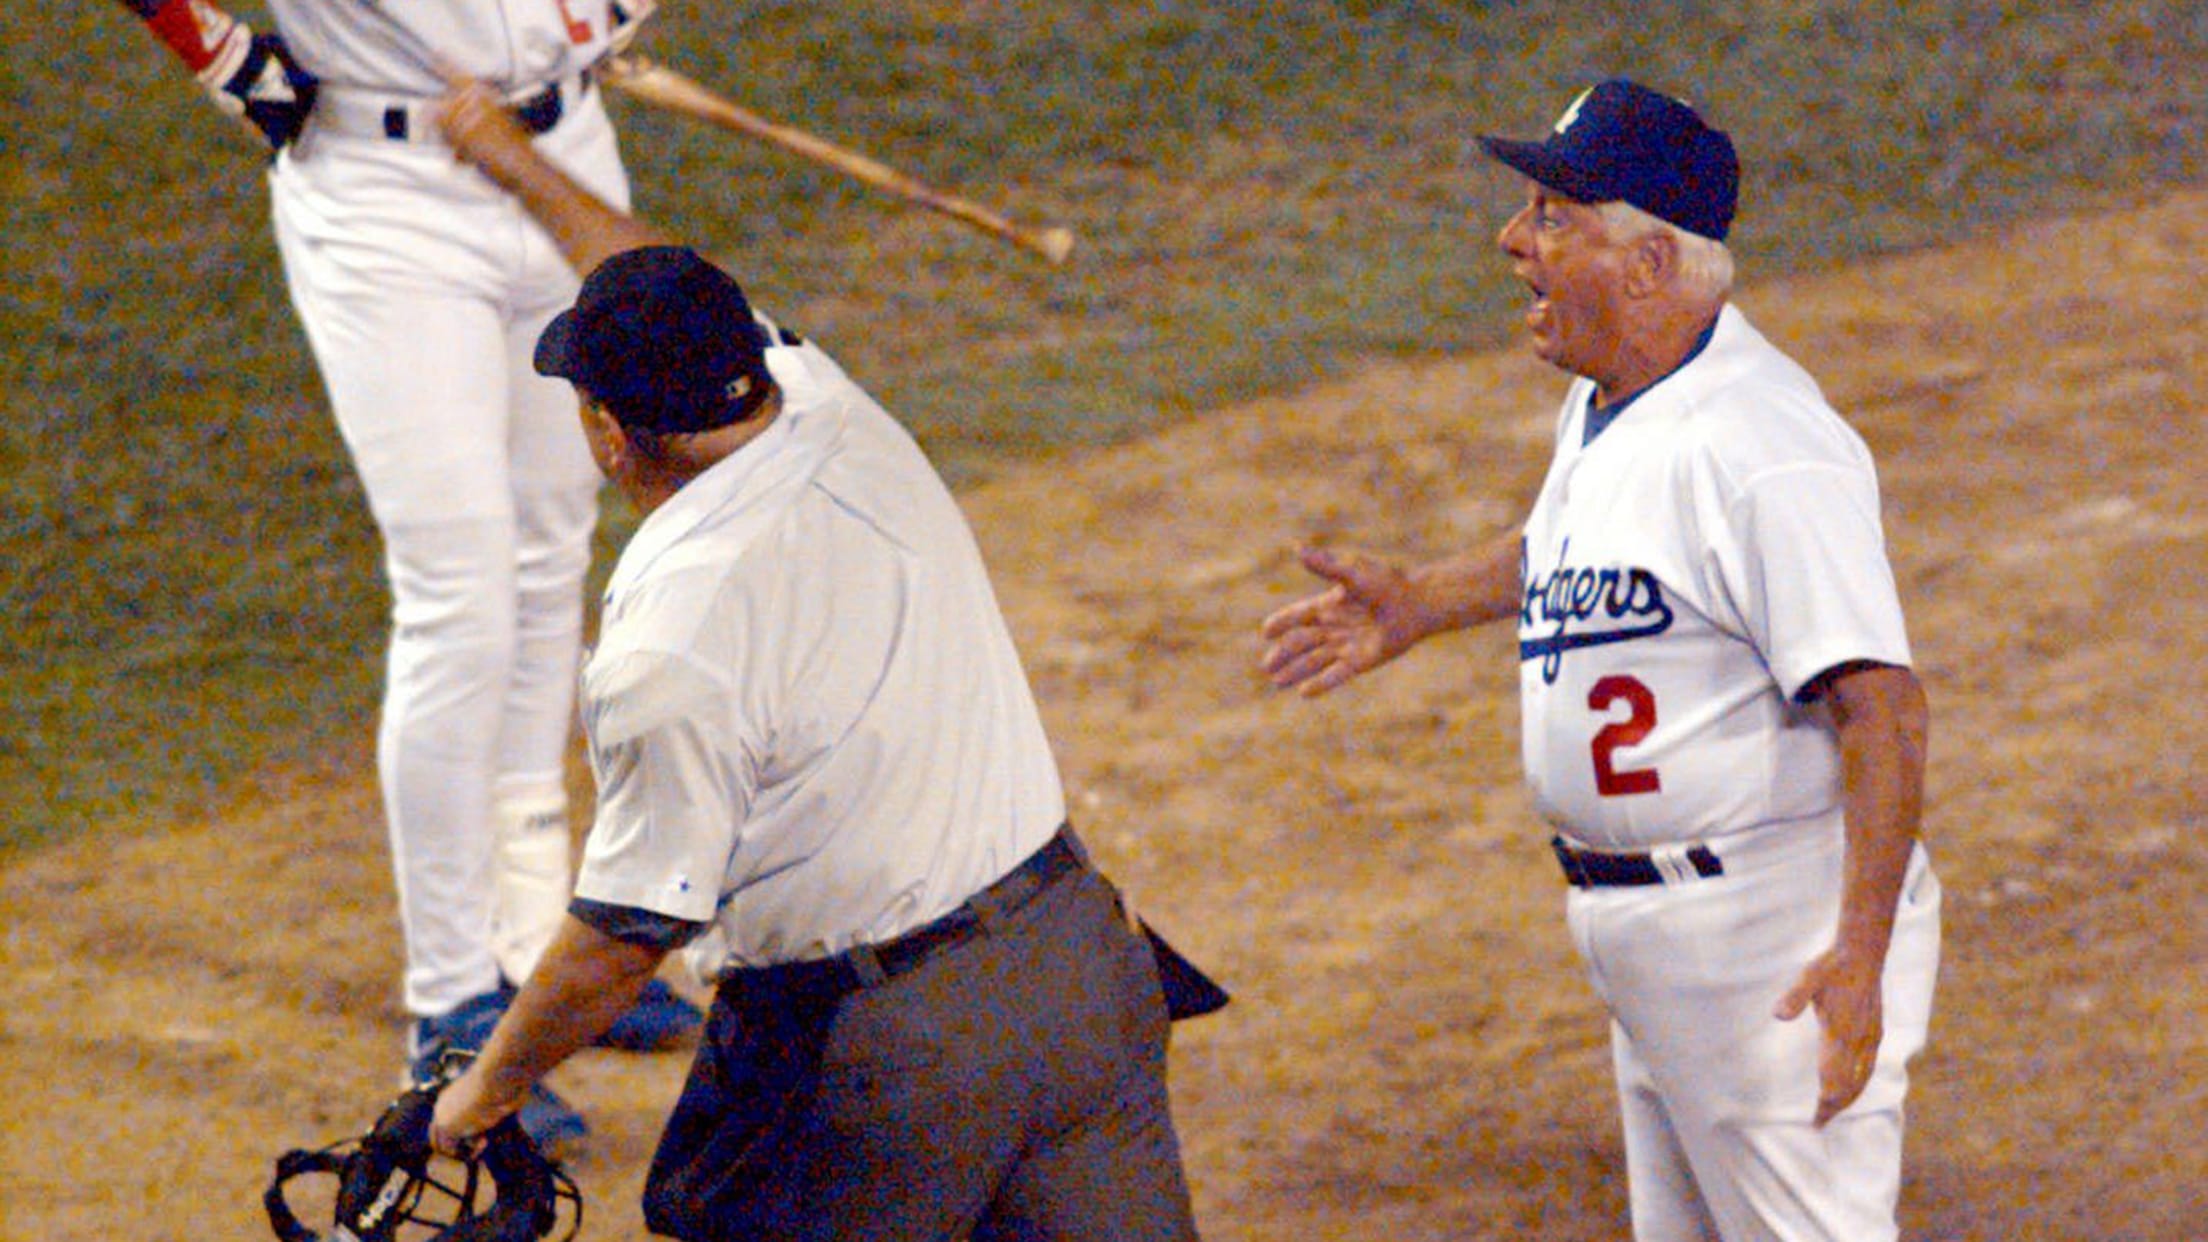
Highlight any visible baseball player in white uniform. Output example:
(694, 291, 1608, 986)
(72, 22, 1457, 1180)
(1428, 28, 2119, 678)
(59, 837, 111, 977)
(1261, 79, 1941, 1240)
(116, 0, 699, 1150)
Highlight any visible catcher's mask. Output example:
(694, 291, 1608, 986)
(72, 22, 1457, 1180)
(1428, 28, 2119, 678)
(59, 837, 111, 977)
(265, 1054, 581, 1242)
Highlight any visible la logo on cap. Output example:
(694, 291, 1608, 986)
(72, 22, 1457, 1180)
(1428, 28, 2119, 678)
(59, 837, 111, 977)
(1477, 78, 1740, 241)
(1553, 85, 1595, 135)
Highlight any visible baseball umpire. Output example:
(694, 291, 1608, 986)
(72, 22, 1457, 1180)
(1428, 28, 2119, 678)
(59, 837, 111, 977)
(421, 76, 1208, 1241)
(112, 0, 702, 1153)
(1260, 79, 1942, 1240)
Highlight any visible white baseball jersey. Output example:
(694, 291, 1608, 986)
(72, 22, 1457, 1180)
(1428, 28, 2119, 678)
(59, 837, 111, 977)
(267, 0, 622, 94)
(1516, 304, 1912, 851)
(571, 335, 1069, 976)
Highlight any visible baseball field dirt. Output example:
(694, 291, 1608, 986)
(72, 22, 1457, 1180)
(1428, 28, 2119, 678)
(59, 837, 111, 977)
(2, 189, 2200, 1241)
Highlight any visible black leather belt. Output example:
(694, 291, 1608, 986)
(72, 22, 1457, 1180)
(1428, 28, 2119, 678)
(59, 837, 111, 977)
(1551, 835, 1724, 887)
(726, 827, 1085, 1001)
(381, 73, 586, 141)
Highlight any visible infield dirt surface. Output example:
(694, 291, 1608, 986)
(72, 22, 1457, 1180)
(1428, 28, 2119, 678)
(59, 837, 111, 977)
(3, 190, 2200, 1240)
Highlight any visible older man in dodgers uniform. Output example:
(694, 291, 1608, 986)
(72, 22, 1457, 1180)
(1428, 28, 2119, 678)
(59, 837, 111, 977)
(1262, 79, 1942, 1240)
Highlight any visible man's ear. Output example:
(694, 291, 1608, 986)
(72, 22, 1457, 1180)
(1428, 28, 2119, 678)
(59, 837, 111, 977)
(1625, 229, 1677, 299)
(579, 397, 632, 470)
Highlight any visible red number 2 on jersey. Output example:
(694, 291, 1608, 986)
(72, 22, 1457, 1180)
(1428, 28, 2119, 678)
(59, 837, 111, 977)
(551, 0, 593, 43)
(1588, 675, 1662, 796)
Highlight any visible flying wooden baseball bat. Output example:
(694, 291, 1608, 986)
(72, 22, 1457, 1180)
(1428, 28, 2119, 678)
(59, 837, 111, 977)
(599, 54, 1075, 265)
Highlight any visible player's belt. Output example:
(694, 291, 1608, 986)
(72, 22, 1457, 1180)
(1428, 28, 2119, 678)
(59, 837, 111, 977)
(308, 71, 592, 144)
(1551, 835, 1724, 887)
(722, 826, 1086, 1002)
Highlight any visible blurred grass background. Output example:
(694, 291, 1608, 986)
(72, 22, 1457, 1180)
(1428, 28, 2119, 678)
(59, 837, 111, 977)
(4, 1, 2202, 853)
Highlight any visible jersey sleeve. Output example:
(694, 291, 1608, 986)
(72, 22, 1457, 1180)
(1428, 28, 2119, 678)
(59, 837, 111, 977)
(572, 647, 753, 923)
(1718, 457, 1913, 701)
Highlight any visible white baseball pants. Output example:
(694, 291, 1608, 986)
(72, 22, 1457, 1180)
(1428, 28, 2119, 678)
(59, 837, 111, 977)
(1566, 821, 1942, 1241)
(269, 88, 630, 1017)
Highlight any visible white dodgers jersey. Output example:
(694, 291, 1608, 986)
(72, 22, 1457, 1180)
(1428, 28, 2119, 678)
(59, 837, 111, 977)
(1516, 305, 1912, 850)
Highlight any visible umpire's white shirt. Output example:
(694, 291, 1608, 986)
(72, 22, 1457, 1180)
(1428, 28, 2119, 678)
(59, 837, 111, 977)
(571, 339, 1067, 976)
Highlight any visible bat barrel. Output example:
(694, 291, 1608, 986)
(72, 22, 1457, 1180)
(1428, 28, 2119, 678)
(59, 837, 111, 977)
(603, 55, 1076, 264)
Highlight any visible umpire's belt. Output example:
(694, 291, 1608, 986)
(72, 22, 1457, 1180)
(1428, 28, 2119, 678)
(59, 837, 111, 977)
(1552, 835, 1724, 888)
(310, 72, 591, 144)
(725, 827, 1085, 1002)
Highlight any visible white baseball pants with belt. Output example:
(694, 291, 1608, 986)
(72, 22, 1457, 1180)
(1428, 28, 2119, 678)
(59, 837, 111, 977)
(1565, 818, 1942, 1241)
(268, 78, 629, 1018)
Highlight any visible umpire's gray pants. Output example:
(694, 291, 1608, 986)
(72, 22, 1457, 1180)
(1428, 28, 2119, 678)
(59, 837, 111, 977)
(643, 863, 1199, 1241)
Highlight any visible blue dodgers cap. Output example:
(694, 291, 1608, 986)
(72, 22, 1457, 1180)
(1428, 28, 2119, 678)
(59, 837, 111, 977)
(1479, 79, 1739, 241)
(534, 246, 776, 435)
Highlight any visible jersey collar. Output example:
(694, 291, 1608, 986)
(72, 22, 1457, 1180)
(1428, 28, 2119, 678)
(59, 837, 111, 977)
(602, 348, 844, 611)
(1582, 309, 1724, 446)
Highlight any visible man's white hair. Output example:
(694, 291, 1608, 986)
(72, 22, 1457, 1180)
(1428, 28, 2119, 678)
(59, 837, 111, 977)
(1599, 199, 1735, 302)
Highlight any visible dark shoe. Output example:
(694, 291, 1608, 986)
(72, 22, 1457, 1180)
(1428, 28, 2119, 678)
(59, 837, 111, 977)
(409, 984, 589, 1158)
(594, 977, 705, 1052)
(407, 983, 515, 1079)
(514, 1083, 590, 1159)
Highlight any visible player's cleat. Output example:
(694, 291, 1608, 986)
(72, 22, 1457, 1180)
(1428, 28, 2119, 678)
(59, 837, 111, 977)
(594, 977, 705, 1051)
(408, 984, 589, 1159)
(406, 984, 514, 1078)
(511, 1082, 589, 1159)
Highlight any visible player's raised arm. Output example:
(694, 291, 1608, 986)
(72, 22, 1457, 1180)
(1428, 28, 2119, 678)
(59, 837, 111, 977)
(114, 0, 316, 150)
(1259, 532, 1521, 697)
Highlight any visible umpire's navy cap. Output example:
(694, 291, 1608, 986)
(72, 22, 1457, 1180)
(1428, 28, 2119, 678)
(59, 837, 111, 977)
(1479, 78, 1739, 241)
(535, 245, 775, 435)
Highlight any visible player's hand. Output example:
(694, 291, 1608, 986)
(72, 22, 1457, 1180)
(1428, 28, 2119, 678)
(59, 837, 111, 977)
(200, 27, 318, 151)
(1774, 948, 1885, 1127)
(434, 73, 540, 187)
(606, 0, 659, 57)
(1260, 546, 1422, 696)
